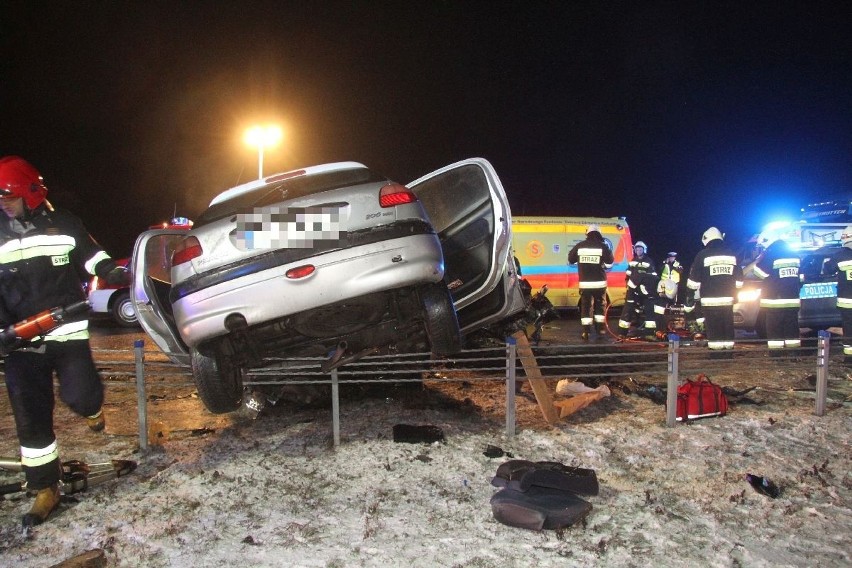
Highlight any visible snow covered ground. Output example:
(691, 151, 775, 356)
(0, 332, 850, 567)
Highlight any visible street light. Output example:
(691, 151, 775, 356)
(244, 125, 283, 179)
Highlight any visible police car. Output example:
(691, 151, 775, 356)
(734, 203, 849, 336)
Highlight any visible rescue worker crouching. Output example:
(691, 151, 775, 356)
(618, 240, 657, 337)
(832, 226, 852, 364)
(753, 231, 802, 357)
(0, 156, 130, 527)
(684, 227, 743, 356)
(568, 224, 614, 340)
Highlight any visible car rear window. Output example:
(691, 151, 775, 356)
(196, 168, 387, 226)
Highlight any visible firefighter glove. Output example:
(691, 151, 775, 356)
(105, 266, 131, 287)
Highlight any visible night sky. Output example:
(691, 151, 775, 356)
(2, 2, 850, 265)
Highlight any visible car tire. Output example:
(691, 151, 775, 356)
(190, 348, 244, 414)
(419, 282, 462, 355)
(110, 290, 139, 327)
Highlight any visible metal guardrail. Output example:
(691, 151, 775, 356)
(1, 333, 843, 450)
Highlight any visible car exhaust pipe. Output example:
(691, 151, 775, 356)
(321, 341, 379, 373)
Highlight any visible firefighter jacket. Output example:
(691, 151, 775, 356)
(0, 206, 118, 340)
(685, 239, 743, 308)
(753, 240, 801, 309)
(625, 253, 657, 293)
(833, 245, 852, 310)
(568, 231, 614, 290)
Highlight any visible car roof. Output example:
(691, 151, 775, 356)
(209, 161, 368, 207)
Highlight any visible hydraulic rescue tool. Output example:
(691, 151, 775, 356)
(0, 300, 91, 355)
(0, 457, 137, 497)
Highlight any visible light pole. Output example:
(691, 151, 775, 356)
(244, 125, 282, 179)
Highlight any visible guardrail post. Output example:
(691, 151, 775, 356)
(331, 368, 340, 447)
(505, 336, 517, 437)
(666, 334, 680, 427)
(134, 339, 148, 450)
(815, 330, 829, 416)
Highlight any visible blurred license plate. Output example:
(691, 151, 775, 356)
(235, 205, 347, 250)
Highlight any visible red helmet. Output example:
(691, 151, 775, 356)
(0, 156, 48, 210)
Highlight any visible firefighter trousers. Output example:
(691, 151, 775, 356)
(764, 307, 801, 351)
(579, 288, 606, 328)
(703, 306, 735, 350)
(2, 339, 104, 489)
(841, 308, 852, 362)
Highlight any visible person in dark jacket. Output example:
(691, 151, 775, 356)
(684, 227, 743, 353)
(617, 240, 657, 336)
(568, 224, 614, 340)
(0, 156, 128, 527)
(753, 233, 802, 356)
(832, 226, 852, 364)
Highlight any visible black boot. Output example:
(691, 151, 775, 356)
(581, 326, 590, 341)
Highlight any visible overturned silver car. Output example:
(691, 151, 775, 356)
(131, 158, 526, 413)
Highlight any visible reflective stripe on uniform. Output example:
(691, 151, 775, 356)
(703, 254, 737, 267)
(594, 315, 605, 323)
(785, 339, 801, 348)
(708, 340, 734, 350)
(21, 441, 59, 468)
(645, 321, 657, 329)
(0, 234, 75, 264)
(45, 320, 90, 342)
(700, 296, 734, 306)
(686, 278, 701, 291)
(579, 280, 607, 289)
(837, 297, 852, 309)
(768, 340, 785, 349)
(759, 298, 801, 308)
(654, 305, 666, 315)
(580, 317, 593, 325)
(753, 265, 770, 279)
(84, 250, 112, 275)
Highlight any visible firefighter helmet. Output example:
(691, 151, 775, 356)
(0, 156, 48, 210)
(701, 227, 724, 246)
(757, 229, 781, 250)
(634, 240, 648, 253)
(842, 225, 852, 246)
(586, 224, 600, 234)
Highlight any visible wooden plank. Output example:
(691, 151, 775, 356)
(512, 331, 559, 425)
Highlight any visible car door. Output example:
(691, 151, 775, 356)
(129, 229, 191, 365)
(408, 157, 525, 333)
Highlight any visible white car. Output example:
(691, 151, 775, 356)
(131, 158, 525, 413)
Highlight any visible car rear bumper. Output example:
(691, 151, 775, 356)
(172, 233, 445, 347)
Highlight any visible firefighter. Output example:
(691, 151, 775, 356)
(753, 231, 802, 356)
(684, 227, 743, 354)
(660, 251, 684, 303)
(0, 156, 129, 527)
(568, 224, 614, 340)
(832, 226, 852, 364)
(617, 240, 657, 336)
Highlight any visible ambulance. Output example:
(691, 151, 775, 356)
(511, 216, 633, 308)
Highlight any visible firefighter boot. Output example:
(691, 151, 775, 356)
(86, 409, 105, 432)
(581, 326, 590, 341)
(22, 483, 61, 527)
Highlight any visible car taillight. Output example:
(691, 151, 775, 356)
(171, 236, 203, 266)
(285, 265, 316, 279)
(379, 183, 417, 208)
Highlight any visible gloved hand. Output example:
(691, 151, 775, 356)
(105, 266, 131, 287)
(0, 327, 24, 357)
